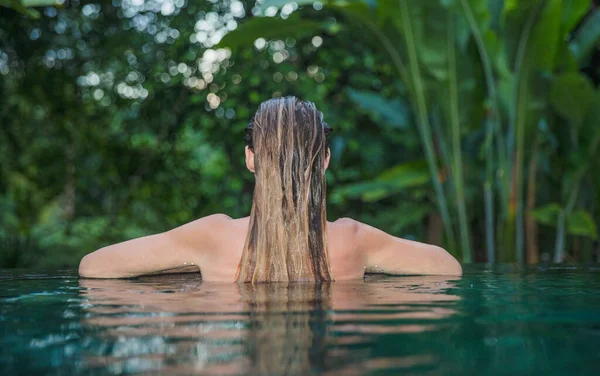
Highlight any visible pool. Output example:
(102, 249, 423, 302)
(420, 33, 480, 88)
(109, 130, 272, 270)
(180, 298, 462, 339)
(1, 266, 599, 375)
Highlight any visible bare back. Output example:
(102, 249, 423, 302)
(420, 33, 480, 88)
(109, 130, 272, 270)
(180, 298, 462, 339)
(199, 217, 365, 282)
(79, 214, 462, 280)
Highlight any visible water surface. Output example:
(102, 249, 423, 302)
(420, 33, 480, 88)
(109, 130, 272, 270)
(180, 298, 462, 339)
(1, 265, 599, 375)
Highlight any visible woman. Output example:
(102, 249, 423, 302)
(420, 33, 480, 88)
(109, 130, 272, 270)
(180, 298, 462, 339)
(79, 97, 462, 282)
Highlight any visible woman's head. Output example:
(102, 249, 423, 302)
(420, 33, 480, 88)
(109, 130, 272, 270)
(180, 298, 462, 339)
(236, 97, 334, 283)
(243, 97, 332, 173)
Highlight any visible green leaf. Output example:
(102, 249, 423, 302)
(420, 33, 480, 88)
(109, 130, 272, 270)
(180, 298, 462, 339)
(260, 0, 316, 9)
(333, 160, 429, 202)
(20, 0, 61, 6)
(390, 204, 430, 231)
(503, 0, 520, 12)
(530, 203, 562, 226)
(377, 160, 430, 184)
(567, 210, 598, 240)
(218, 13, 326, 51)
(530, 0, 562, 71)
(550, 72, 595, 126)
(503, 0, 560, 72)
(554, 43, 579, 73)
(562, 0, 592, 33)
(362, 203, 431, 234)
(531, 205, 598, 240)
(260, 0, 371, 11)
(0, 0, 40, 18)
(570, 8, 600, 65)
(346, 88, 408, 128)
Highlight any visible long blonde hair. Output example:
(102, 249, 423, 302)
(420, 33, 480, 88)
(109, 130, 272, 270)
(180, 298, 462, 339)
(236, 97, 334, 283)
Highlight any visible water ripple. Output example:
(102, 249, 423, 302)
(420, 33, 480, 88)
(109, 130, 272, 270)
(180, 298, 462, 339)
(1, 267, 599, 375)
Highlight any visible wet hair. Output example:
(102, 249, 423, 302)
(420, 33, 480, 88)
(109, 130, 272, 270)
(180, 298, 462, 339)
(236, 96, 333, 283)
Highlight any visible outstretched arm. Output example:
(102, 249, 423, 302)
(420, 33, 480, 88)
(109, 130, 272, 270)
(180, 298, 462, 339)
(351, 220, 462, 276)
(78, 214, 229, 278)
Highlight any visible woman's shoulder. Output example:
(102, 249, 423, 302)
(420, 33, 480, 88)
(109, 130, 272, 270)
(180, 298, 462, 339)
(182, 213, 235, 229)
(200, 214, 250, 239)
(190, 213, 248, 225)
(327, 218, 367, 279)
(169, 214, 240, 246)
(328, 218, 361, 245)
(193, 215, 362, 240)
(329, 217, 360, 233)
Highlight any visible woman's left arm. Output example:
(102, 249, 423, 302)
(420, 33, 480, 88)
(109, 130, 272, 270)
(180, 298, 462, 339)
(78, 214, 229, 278)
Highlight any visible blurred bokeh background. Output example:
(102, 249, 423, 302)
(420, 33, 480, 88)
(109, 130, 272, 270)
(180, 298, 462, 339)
(1, 0, 599, 269)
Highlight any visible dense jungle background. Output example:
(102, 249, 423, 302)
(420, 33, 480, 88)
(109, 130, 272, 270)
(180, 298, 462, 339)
(1, 0, 600, 268)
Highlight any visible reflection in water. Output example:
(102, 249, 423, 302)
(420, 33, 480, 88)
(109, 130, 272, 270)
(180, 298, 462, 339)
(78, 275, 459, 375)
(5, 267, 600, 375)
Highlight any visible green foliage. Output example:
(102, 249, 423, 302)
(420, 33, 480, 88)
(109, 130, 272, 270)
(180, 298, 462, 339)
(531, 203, 563, 226)
(569, 210, 599, 240)
(346, 89, 408, 129)
(0, 0, 60, 19)
(550, 72, 595, 126)
(332, 160, 429, 202)
(218, 13, 326, 51)
(1, 0, 600, 268)
(531, 204, 598, 240)
(570, 8, 600, 63)
(222, 0, 600, 264)
(0, 233, 42, 268)
(1, 0, 430, 268)
(261, 0, 315, 7)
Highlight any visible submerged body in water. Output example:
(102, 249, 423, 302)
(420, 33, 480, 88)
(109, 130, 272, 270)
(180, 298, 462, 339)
(2, 266, 600, 375)
(79, 97, 461, 281)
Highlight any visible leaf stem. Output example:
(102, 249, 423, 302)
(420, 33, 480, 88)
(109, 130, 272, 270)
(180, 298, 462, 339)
(447, 12, 472, 263)
(399, 0, 456, 252)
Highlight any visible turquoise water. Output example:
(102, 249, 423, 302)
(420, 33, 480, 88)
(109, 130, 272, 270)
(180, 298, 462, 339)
(1, 266, 599, 375)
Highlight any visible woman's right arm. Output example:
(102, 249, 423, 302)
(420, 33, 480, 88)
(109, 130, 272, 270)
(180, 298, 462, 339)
(78, 214, 230, 278)
(347, 219, 462, 276)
